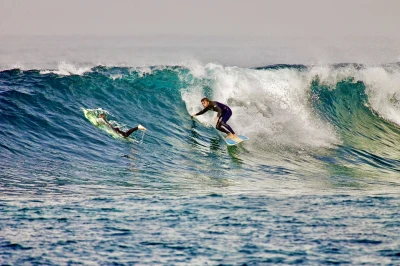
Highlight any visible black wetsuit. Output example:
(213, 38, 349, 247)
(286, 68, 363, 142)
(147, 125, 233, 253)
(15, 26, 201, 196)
(195, 100, 235, 134)
(114, 127, 139, 138)
(99, 118, 138, 137)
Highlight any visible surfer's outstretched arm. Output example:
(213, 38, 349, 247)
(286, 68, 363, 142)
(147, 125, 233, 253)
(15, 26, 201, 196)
(191, 98, 216, 117)
(192, 107, 208, 117)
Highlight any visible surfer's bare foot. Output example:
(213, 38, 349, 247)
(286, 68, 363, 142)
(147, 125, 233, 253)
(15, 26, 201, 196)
(138, 124, 147, 131)
(229, 134, 240, 141)
(226, 133, 234, 139)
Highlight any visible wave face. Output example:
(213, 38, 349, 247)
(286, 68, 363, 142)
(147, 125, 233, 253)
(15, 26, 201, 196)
(2, 62, 400, 264)
(2, 62, 400, 196)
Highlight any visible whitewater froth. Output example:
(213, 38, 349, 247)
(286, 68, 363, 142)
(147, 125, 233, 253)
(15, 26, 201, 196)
(308, 64, 400, 127)
(181, 63, 340, 150)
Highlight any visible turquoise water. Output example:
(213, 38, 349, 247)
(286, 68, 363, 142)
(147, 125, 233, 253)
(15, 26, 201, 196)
(1, 59, 400, 264)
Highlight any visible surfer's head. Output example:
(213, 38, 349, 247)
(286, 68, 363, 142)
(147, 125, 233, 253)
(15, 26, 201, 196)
(99, 113, 106, 119)
(201, 97, 210, 108)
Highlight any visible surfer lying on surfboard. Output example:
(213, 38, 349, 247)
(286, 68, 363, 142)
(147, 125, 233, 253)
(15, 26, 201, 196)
(191, 97, 238, 140)
(97, 113, 146, 137)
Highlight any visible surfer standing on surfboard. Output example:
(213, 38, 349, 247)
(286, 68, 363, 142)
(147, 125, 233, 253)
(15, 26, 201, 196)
(191, 98, 238, 139)
(96, 113, 146, 137)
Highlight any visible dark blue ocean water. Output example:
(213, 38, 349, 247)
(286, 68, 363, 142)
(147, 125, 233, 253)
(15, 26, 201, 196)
(1, 58, 400, 264)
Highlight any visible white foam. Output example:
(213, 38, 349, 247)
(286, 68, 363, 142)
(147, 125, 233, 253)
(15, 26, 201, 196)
(308, 64, 400, 127)
(359, 65, 400, 125)
(181, 63, 340, 150)
(39, 61, 92, 76)
(110, 74, 123, 80)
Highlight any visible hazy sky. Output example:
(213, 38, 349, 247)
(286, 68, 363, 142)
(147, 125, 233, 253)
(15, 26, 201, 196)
(1, 0, 399, 37)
